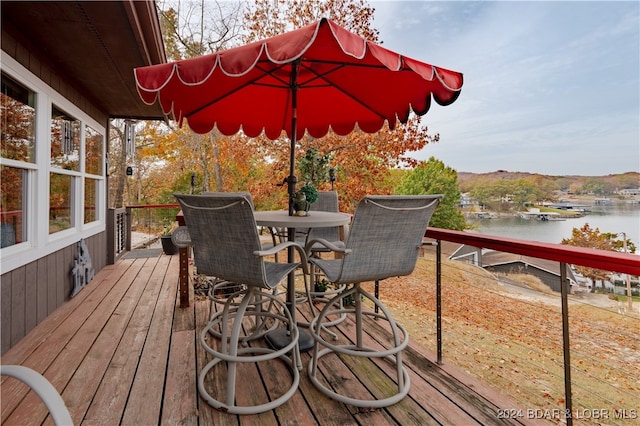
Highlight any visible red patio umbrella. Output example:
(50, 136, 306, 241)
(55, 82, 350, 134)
(134, 18, 463, 213)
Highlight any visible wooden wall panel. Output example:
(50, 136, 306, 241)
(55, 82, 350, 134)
(10, 266, 25, 348)
(56, 248, 65, 307)
(47, 252, 57, 316)
(0, 24, 109, 353)
(2, 28, 109, 352)
(1, 26, 108, 125)
(1, 272, 12, 354)
(24, 262, 38, 332)
(0, 231, 108, 355)
(63, 244, 74, 302)
(37, 257, 48, 323)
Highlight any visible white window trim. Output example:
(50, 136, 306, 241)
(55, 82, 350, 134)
(1, 51, 106, 274)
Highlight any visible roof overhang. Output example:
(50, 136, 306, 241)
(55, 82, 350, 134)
(1, 1, 166, 119)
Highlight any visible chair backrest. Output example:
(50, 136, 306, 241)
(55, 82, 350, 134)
(174, 193, 273, 288)
(310, 191, 339, 212)
(335, 195, 442, 283)
(202, 191, 255, 210)
(307, 191, 341, 242)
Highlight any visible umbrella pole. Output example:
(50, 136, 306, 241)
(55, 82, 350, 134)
(284, 60, 314, 352)
(287, 61, 299, 216)
(287, 61, 298, 330)
(266, 60, 313, 354)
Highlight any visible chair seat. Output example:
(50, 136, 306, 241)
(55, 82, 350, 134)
(264, 261, 301, 289)
(308, 257, 342, 282)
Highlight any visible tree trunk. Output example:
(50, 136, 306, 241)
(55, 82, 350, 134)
(112, 125, 127, 208)
(213, 141, 223, 191)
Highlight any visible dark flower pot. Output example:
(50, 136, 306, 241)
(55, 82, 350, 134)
(160, 235, 178, 255)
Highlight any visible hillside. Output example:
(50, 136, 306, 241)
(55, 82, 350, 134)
(457, 170, 639, 194)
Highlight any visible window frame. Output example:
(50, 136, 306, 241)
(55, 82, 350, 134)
(1, 51, 106, 272)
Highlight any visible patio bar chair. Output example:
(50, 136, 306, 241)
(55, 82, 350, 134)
(305, 195, 442, 408)
(175, 193, 308, 415)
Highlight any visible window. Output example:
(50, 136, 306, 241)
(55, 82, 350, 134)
(1, 54, 106, 270)
(84, 177, 97, 224)
(49, 173, 74, 234)
(1, 73, 34, 249)
(0, 165, 26, 247)
(51, 106, 80, 171)
(1, 73, 36, 163)
(84, 126, 103, 225)
(85, 125, 103, 176)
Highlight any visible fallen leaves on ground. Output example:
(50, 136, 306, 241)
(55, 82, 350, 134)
(369, 255, 639, 418)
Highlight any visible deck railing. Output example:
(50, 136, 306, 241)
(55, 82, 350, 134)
(106, 208, 127, 264)
(425, 228, 639, 425)
(107, 204, 180, 263)
(124, 204, 180, 251)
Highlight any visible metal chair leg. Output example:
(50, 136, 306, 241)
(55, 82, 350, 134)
(307, 283, 410, 408)
(198, 286, 300, 414)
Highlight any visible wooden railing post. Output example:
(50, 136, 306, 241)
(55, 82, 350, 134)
(178, 246, 190, 308)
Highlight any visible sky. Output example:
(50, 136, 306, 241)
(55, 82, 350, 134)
(372, 1, 639, 176)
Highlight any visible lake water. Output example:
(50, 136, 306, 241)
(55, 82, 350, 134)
(469, 203, 640, 249)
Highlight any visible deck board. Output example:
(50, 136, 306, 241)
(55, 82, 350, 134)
(1, 260, 142, 425)
(1, 252, 549, 425)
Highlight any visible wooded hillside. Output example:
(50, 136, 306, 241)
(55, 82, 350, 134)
(457, 170, 639, 195)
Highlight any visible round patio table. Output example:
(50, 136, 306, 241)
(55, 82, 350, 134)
(254, 210, 351, 352)
(254, 210, 350, 229)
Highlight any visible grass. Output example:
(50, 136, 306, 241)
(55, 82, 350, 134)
(538, 206, 582, 216)
(373, 254, 640, 424)
(612, 294, 640, 304)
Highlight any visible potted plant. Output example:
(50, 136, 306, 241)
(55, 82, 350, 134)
(160, 223, 179, 255)
(293, 182, 318, 215)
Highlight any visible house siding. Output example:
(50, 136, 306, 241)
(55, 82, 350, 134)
(1, 233, 106, 355)
(1, 23, 107, 125)
(1, 25, 109, 355)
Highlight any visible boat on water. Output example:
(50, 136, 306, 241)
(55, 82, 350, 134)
(467, 211, 498, 219)
(517, 209, 565, 221)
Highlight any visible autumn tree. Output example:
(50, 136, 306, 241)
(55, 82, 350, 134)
(561, 223, 622, 292)
(108, 121, 127, 207)
(157, 2, 248, 194)
(395, 157, 467, 230)
(108, 1, 247, 207)
(602, 232, 637, 255)
(1, 92, 34, 218)
(158, 0, 244, 61)
(243, 0, 380, 42)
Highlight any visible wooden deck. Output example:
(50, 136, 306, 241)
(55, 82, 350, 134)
(1, 251, 547, 425)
